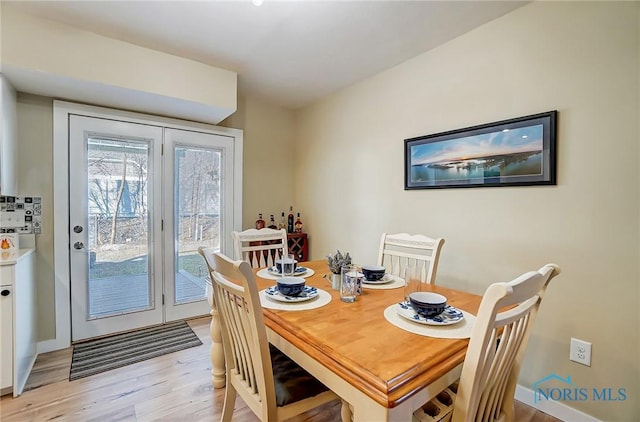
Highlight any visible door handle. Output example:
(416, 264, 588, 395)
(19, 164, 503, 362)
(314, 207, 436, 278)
(73, 242, 85, 250)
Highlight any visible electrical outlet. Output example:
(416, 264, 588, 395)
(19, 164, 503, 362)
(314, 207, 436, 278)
(570, 338, 592, 366)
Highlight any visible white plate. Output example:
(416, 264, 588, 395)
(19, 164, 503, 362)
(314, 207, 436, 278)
(362, 274, 394, 285)
(265, 285, 319, 303)
(396, 302, 464, 326)
(267, 266, 309, 277)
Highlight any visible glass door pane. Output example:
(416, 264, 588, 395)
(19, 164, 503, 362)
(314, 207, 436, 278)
(87, 137, 152, 317)
(174, 146, 221, 304)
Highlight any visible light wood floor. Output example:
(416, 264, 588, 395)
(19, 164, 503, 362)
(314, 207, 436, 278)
(0, 317, 561, 421)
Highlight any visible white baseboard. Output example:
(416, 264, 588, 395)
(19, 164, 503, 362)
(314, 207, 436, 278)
(515, 385, 601, 422)
(37, 338, 66, 354)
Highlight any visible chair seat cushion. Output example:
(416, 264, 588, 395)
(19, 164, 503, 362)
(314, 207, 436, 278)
(270, 344, 329, 406)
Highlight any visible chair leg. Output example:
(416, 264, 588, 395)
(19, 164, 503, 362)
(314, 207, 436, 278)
(341, 399, 353, 422)
(221, 383, 237, 422)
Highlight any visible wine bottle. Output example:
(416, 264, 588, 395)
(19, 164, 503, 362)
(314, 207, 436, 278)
(287, 206, 294, 233)
(268, 214, 277, 229)
(294, 212, 303, 233)
(255, 213, 265, 229)
(279, 212, 286, 230)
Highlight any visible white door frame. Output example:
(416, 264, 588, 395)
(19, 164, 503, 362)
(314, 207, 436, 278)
(51, 101, 242, 350)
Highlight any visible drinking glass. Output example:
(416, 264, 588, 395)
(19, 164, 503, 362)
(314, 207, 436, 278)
(403, 264, 422, 303)
(282, 253, 296, 276)
(340, 264, 362, 302)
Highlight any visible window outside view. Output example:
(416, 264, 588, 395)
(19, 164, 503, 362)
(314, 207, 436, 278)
(174, 146, 221, 303)
(86, 138, 221, 317)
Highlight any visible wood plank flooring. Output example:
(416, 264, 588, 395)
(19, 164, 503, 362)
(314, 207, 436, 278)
(0, 317, 561, 421)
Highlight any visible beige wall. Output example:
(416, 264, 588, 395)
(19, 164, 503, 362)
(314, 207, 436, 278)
(16, 93, 54, 340)
(221, 95, 297, 231)
(0, 3, 3, 71)
(296, 2, 639, 420)
(1, 74, 17, 195)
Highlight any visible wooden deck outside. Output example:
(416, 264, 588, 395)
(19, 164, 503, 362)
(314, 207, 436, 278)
(89, 270, 206, 317)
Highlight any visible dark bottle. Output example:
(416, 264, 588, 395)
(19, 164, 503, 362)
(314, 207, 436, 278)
(294, 212, 303, 233)
(287, 206, 294, 233)
(255, 213, 265, 229)
(268, 214, 277, 229)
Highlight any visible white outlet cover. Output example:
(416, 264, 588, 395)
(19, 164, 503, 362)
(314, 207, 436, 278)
(570, 337, 592, 366)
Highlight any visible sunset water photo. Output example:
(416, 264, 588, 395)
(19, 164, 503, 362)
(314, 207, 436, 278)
(409, 123, 545, 186)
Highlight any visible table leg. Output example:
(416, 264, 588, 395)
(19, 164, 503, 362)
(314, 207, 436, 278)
(207, 284, 226, 388)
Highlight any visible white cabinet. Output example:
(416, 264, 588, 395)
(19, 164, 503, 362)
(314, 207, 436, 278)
(0, 284, 13, 392)
(0, 73, 18, 196)
(0, 247, 36, 397)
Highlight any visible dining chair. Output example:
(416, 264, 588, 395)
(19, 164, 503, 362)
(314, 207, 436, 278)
(232, 227, 288, 268)
(377, 232, 445, 284)
(413, 263, 561, 422)
(198, 246, 216, 276)
(210, 251, 340, 421)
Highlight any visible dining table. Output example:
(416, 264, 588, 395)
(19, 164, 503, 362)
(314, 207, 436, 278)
(206, 259, 483, 421)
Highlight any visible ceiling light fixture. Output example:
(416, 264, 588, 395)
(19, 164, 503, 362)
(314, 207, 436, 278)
(252, 0, 264, 6)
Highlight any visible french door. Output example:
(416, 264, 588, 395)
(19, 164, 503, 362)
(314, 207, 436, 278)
(69, 115, 235, 341)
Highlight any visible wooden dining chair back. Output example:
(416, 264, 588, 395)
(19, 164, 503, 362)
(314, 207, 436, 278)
(232, 228, 288, 268)
(414, 264, 561, 422)
(211, 252, 339, 421)
(377, 232, 445, 284)
(451, 263, 560, 422)
(197, 246, 216, 277)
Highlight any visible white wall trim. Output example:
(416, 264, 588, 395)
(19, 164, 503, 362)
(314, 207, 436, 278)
(515, 384, 601, 422)
(52, 103, 72, 351)
(37, 339, 61, 354)
(51, 100, 242, 350)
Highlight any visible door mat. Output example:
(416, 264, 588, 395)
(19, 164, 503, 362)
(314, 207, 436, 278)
(69, 320, 202, 381)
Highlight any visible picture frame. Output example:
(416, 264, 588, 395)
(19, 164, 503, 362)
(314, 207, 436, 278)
(404, 111, 557, 190)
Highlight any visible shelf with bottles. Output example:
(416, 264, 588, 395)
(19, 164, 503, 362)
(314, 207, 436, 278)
(258, 207, 304, 234)
(254, 208, 307, 260)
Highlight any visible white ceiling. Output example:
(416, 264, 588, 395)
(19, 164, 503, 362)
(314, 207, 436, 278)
(5, 1, 527, 110)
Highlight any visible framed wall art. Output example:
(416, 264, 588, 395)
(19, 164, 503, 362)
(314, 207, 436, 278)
(404, 111, 557, 190)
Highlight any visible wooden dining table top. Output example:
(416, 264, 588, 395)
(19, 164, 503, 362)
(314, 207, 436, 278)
(254, 260, 483, 409)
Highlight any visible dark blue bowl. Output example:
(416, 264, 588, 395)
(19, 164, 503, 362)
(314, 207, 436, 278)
(362, 265, 385, 281)
(276, 277, 306, 297)
(409, 292, 447, 317)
